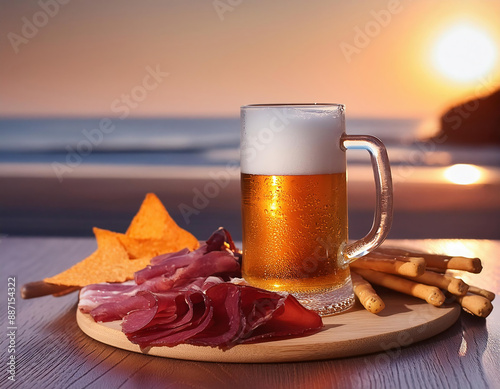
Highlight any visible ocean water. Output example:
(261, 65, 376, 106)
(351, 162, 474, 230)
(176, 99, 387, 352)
(1, 117, 499, 167)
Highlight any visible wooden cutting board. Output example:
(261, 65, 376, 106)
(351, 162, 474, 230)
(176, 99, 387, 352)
(77, 290, 461, 363)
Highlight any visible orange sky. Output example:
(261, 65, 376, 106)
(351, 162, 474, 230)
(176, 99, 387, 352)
(1, 0, 499, 119)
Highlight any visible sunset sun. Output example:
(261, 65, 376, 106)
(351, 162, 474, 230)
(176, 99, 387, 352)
(432, 23, 497, 82)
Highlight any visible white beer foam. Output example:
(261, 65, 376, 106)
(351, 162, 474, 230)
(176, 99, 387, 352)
(241, 106, 346, 175)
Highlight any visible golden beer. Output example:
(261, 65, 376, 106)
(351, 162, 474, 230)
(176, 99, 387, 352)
(241, 172, 349, 293)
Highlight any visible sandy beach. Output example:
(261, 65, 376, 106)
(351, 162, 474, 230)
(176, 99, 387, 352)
(2, 163, 499, 240)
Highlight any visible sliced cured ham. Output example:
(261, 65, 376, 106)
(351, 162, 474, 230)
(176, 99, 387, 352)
(79, 228, 239, 313)
(78, 228, 323, 349)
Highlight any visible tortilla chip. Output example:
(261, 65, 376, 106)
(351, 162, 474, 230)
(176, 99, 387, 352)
(116, 235, 164, 259)
(44, 228, 152, 287)
(43, 193, 199, 288)
(125, 193, 199, 255)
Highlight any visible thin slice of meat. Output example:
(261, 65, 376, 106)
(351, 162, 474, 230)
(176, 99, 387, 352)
(79, 281, 138, 313)
(150, 248, 191, 265)
(135, 227, 240, 284)
(206, 228, 237, 253)
(240, 292, 323, 344)
(187, 283, 242, 348)
(177, 251, 240, 281)
(78, 278, 177, 313)
(125, 291, 214, 347)
(237, 285, 285, 338)
(90, 293, 155, 322)
(135, 249, 204, 284)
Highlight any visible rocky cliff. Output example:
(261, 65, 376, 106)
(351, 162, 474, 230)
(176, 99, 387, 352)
(434, 88, 500, 145)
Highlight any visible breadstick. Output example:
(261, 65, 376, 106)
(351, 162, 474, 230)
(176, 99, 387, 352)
(21, 280, 77, 299)
(404, 271, 468, 296)
(424, 267, 447, 274)
(366, 251, 417, 261)
(351, 272, 385, 314)
(375, 247, 482, 273)
(456, 294, 493, 318)
(351, 256, 425, 277)
(467, 285, 495, 301)
(424, 256, 482, 273)
(353, 268, 445, 307)
(52, 286, 80, 297)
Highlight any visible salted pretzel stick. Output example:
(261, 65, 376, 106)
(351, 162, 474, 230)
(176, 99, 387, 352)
(456, 294, 493, 318)
(351, 256, 425, 277)
(404, 270, 468, 296)
(467, 285, 495, 301)
(351, 272, 385, 314)
(353, 268, 445, 307)
(375, 247, 482, 273)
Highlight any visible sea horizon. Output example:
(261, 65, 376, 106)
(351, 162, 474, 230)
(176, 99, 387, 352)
(1, 117, 499, 168)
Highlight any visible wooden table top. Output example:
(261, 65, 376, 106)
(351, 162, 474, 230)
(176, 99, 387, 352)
(1, 237, 499, 389)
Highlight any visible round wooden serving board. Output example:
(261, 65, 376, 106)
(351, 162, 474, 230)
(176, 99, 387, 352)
(77, 290, 461, 363)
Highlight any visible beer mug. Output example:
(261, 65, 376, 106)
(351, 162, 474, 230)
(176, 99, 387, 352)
(240, 104, 393, 316)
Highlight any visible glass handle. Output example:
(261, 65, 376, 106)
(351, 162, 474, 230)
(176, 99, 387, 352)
(341, 134, 393, 262)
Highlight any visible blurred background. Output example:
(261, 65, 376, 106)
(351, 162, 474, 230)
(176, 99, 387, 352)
(1, 0, 499, 240)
